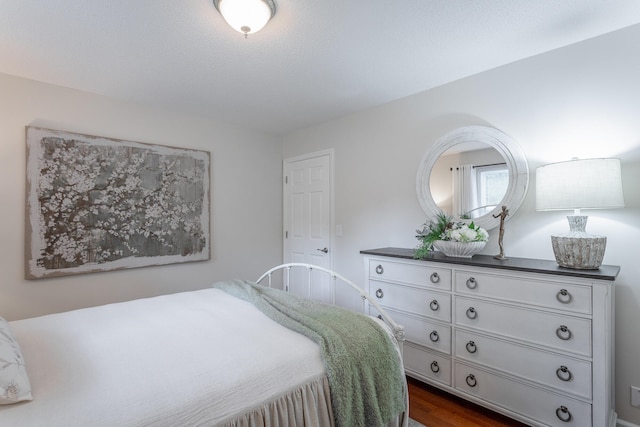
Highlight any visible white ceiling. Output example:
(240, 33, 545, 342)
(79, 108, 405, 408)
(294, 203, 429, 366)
(1, 1, 640, 135)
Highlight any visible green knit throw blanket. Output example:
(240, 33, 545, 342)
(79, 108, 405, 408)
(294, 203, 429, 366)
(213, 279, 406, 427)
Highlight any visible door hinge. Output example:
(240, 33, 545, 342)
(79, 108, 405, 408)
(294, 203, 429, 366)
(285, 231, 288, 238)
(285, 176, 288, 184)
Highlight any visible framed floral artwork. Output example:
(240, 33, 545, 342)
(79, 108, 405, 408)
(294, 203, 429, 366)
(25, 127, 210, 279)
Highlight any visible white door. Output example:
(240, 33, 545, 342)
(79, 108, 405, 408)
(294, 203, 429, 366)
(283, 150, 333, 300)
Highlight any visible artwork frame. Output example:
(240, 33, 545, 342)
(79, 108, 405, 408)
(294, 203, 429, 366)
(25, 127, 210, 279)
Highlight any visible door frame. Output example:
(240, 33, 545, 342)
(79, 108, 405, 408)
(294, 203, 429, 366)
(283, 149, 335, 271)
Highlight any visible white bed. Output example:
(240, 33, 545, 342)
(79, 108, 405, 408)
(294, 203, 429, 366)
(0, 264, 407, 427)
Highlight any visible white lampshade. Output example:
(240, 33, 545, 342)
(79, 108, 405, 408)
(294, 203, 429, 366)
(214, 0, 276, 36)
(536, 158, 625, 270)
(536, 158, 625, 212)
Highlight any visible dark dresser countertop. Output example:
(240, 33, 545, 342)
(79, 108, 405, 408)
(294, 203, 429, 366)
(360, 247, 620, 281)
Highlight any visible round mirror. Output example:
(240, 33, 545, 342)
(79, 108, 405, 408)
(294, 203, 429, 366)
(416, 126, 529, 231)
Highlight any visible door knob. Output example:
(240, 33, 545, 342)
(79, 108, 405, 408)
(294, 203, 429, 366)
(317, 247, 328, 253)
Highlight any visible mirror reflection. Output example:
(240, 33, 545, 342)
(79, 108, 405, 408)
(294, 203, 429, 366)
(416, 125, 529, 231)
(429, 145, 508, 219)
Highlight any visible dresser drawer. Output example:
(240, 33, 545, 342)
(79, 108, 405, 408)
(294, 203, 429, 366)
(404, 342, 451, 386)
(370, 279, 451, 322)
(454, 271, 592, 314)
(369, 260, 452, 290)
(454, 362, 592, 427)
(454, 297, 592, 357)
(455, 330, 592, 399)
(370, 306, 451, 353)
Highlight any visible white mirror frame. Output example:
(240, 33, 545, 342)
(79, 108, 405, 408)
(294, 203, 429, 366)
(416, 125, 529, 231)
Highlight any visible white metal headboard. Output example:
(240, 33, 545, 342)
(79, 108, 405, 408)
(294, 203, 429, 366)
(257, 263, 405, 348)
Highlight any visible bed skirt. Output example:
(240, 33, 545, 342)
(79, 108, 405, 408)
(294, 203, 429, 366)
(222, 375, 408, 427)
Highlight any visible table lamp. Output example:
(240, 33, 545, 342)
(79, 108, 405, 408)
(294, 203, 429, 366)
(536, 158, 624, 269)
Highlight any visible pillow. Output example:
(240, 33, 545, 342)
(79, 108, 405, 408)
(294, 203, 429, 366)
(0, 317, 32, 404)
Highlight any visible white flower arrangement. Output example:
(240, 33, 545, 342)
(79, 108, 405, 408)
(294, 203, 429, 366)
(443, 223, 489, 243)
(415, 212, 488, 259)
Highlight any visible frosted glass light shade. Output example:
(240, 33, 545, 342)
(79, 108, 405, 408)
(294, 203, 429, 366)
(214, 0, 276, 36)
(536, 158, 625, 212)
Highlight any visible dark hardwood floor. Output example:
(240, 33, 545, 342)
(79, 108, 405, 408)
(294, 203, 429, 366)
(407, 377, 529, 427)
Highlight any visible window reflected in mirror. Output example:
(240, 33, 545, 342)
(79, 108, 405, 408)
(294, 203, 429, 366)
(475, 163, 508, 218)
(429, 146, 508, 219)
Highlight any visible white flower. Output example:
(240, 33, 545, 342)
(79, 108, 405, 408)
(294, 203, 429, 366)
(440, 221, 488, 243)
(460, 226, 478, 242)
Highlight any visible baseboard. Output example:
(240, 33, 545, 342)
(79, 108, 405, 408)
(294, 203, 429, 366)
(618, 419, 640, 427)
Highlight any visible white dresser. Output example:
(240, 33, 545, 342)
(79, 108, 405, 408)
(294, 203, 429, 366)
(361, 247, 619, 427)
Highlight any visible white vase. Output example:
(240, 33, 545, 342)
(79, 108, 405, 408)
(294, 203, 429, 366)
(432, 240, 486, 258)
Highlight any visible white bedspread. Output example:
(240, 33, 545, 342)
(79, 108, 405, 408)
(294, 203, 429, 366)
(0, 289, 327, 426)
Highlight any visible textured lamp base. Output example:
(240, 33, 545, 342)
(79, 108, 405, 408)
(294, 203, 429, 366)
(551, 235, 606, 270)
(551, 214, 607, 270)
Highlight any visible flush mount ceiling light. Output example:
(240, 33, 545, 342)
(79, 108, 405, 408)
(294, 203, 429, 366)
(213, 0, 276, 38)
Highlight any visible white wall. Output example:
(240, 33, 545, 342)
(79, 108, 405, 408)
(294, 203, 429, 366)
(283, 24, 640, 424)
(0, 73, 283, 321)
